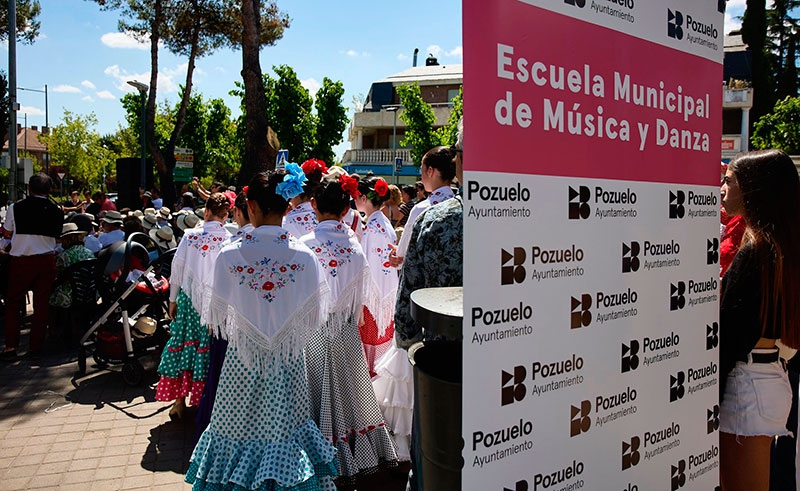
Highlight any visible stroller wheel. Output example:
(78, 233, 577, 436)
(122, 360, 144, 386)
(92, 351, 109, 370)
(77, 347, 87, 376)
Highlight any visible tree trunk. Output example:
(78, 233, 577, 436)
(238, 0, 273, 185)
(742, 0, 773, 139)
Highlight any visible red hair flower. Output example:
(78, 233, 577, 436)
(301, 158, 329, 176)
(339, 174, 360, 199)
(374, 178, 389, 197)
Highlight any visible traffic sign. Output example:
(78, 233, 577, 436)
(276, 149, 289, 170)
(57, 172, 66, 180)
(394, 157, 402, 172)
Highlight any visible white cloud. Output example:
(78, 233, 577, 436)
(301, 78, 321, 98)
(81, 80, 96, 90)
(724, 13, 742, 35)
(82, 96, 95, 102)
(342, 49, 370, 58)
(52, 84, 82, 94)
(104, 63, 187, 94)
(426, 45, 442, 58)
(727, 0, 746, 8)
(96, 90, 116, 100)
(445, 46, 463, 61)
(101, 31, 150, 50)
(397, 53, 410, 61)
(19, 105, 45, 116)
(346, 49, 358, 57)
(214, 66, 226, 73)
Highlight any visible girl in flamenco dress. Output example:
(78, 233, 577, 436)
(301, 174, 399, 486)
(155, 193, 231, 419)
(186, 166, 338, 491)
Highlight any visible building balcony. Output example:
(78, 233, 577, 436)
(343, 148, 414, 166)
(723, 88, 753, 109)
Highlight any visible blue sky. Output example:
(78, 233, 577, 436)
(5, 0, 744, 159)
(5, 0, 464, 158)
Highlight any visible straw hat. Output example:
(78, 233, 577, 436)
(149, 225, 177, 249)
(131, 210, 144, 218)
(141, 214, 159, 231)
(176, 213, 202, 231)
(101, 210, 124, 225)
(158, 207, 172, 221)
(144, 207, 156, 216)
(60, 222, 88, 238)
(133, 317, 157, 337)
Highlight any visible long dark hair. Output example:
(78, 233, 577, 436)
(246, 171, 289, 216)
(730, 149, 800, 346)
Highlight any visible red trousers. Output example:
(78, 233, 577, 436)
(4, 253, 56, 352)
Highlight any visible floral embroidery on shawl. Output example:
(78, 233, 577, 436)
(229, 258, 306, 303)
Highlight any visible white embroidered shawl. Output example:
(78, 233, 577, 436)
(300, 220, 370, 330)
(395, 185, 455, 257)
(283, 201, 317, 239)
(169, 220, 231, 321)
(361, 210, 399, 335)
(208, 225, 330, 374)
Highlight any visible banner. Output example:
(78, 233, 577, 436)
(462, 1, 724, 490)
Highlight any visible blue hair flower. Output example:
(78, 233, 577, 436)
(276, 162, 307, 200)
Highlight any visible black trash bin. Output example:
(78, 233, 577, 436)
(409, 340, 463, 491)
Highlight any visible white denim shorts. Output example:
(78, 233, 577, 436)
(720, 350, 793, 437)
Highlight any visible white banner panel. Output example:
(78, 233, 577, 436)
(463, 1, 724, 490)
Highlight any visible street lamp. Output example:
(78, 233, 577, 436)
(385, 105, 399, 184)
(127, 80, 149, 190)
(18, 85, 49, 172)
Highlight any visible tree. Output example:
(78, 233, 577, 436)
(264, 65, 315, 163)
(313, 77, 348, 164)
(396, 84, 463, 165)
(396, 84, 438, 166)
(766, 0, 800, 99)
(0, 0, 41, 44)
(751, 95, 800, 153)
(742, 0, 773, 126)
(39, 110, 118, 189)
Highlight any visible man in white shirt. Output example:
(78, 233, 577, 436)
(390, 146, 457, 267)
(98, 210, 125, 248)
(1, 173, 64, 360)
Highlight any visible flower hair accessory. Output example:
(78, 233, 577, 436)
(301, 158, 329, 176)
(366, 178, 389, 202)
(223, 190, 237, 209)
(276, 162, 308, 200)
(339, 174, 360, 199)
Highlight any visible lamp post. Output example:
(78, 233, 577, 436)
(385, 105, 399, 184)
(18, 85, 49, 172)
(127, 80, 149, 190)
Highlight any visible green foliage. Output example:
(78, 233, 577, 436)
(397, 84, 438, 165)
(0, 0, 41, 44)
(39, 110, 118, 189)
(434, 87, 463, 147)
(313, 77, 349, 164)
(398, 83, 463, 164)
(752, 95, 800, 153)
(265, 65, 316, 162)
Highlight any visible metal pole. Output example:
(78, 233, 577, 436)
(44, 84, 49, 173)
(23, 113, 27, 156)
(8, 0, 18, 202)
(392, 110, 397, 184)
(140, 91, 146, 190)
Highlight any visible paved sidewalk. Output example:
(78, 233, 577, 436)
(0, 345, 195, 491)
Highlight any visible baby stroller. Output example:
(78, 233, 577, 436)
(76, 232, 173, 386)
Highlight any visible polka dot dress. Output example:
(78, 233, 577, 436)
(185, 348, 338, 491)
(156, 290, 211, 406)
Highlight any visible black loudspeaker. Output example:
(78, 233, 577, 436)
(116, 157, 153, 210)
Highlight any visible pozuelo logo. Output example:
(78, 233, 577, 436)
(707, 238, 719, 265)
(501, 366, 527, 406)
(570, 294, 592, 329)
(622, 436, 641, 470)
(564, 0, 585, 7)
(503, 481, 528, 491)
(670, 282, 686, 311)
(706, 322, 719, 349)
(671, 459, 686, 490)
(501, 248, 527, 285)
(622, 241, 641, 273)
(621, 341, 640, 373)
(670, 371, 685, 402)
(668, 9, 684, 40)
(568, 186, 591, 220)
(707, 405, 720, 433)
(570, 400, 591, 437)
(669, 190, 685, 219)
